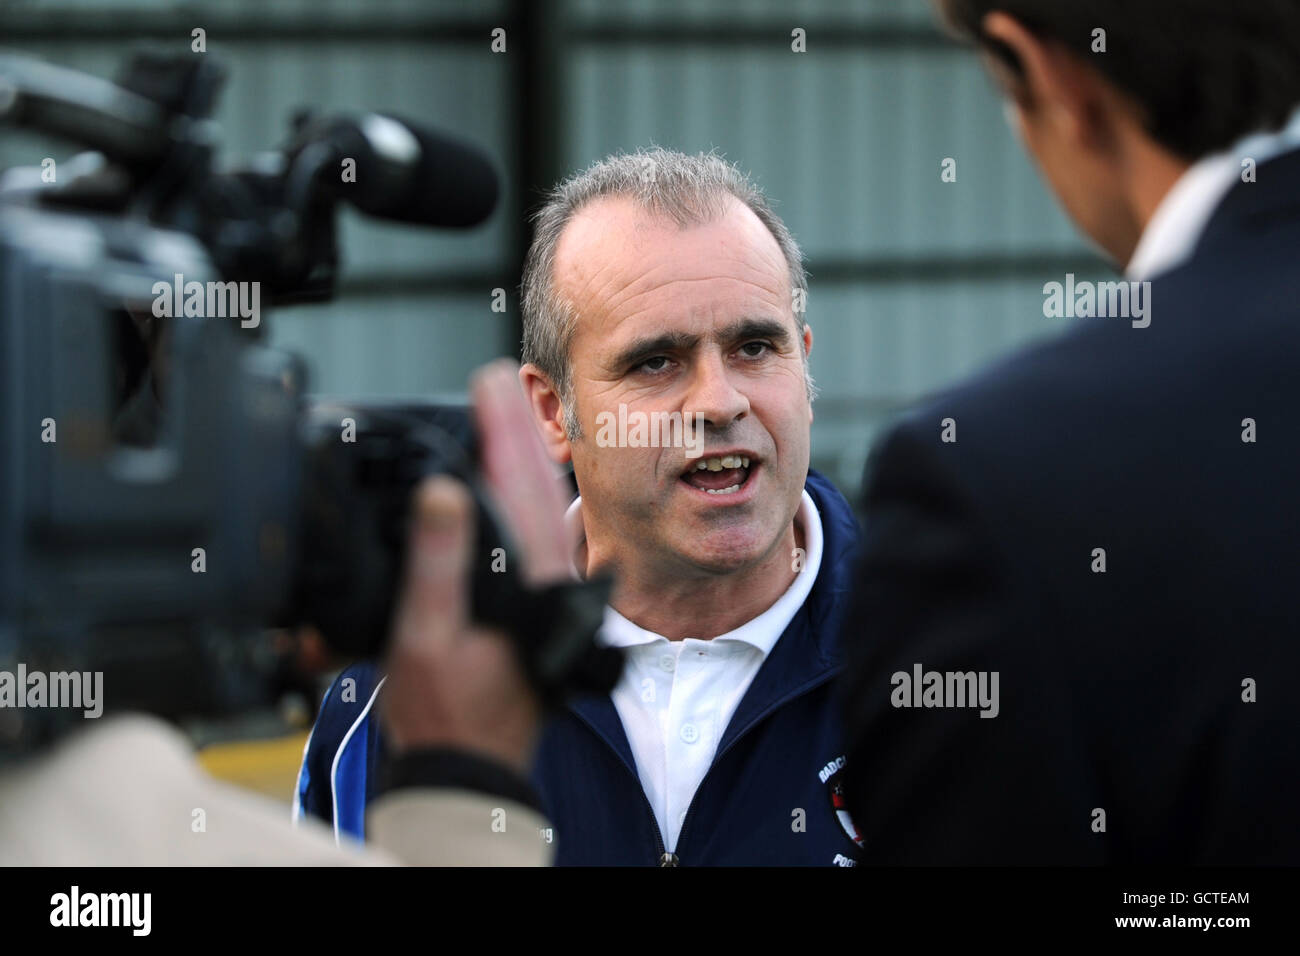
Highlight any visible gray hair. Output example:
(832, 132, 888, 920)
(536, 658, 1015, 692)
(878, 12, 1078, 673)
(520, 147, 813, 440)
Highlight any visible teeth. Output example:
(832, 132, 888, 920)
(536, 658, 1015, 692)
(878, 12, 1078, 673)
(705, 484, 742, 495)
(693, 455, 752, 471)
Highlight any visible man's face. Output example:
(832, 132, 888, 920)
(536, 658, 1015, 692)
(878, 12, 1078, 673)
(553, 195, 813, 580)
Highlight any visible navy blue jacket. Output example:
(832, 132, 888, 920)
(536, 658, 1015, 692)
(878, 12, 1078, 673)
(839, 145, 1300, 864)
(297, 469, 864, 866)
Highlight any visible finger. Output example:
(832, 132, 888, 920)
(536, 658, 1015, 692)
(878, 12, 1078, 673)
(471, 360, 572, 586)
(391, 475, 475, 654)
(472, 360, 552, 487)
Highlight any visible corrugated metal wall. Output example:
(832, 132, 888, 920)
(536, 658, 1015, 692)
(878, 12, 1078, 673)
(2, 0, 1111, 495)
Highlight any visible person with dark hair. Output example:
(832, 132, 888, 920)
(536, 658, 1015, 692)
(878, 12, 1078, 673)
(839, 1, 1300, 864)
(935, 0, 1300, 160)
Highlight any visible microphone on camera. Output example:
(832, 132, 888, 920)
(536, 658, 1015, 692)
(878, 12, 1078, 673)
(295, 112, 500, 229)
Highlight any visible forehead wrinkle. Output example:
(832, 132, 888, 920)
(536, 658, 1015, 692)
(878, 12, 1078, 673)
(623, 227, 788, 289)
(555, 198, 794, 370)
(567, 261, 788, 357)
(612, 255, 790, 314)
(597, 272, 792, 358)
(600, 313, 793, 377)
(551, 201, 642, 312)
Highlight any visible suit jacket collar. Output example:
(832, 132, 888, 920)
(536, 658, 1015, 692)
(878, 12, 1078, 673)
(1190, 144, 1300, 263)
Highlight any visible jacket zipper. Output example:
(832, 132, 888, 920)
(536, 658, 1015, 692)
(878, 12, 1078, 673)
(570, 711, 675, 865)
(642, 784, 675, 866)
(633, 767, 679, 865)
(574, 669, 838, 866)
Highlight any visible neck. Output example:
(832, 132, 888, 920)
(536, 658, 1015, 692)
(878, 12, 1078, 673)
(1115, 132, 1193, 267)
(585, 520, 803, 640)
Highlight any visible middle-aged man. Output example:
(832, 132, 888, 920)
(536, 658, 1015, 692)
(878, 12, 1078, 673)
(299, 150, 865, 866)
(840, 0, 1300, 864)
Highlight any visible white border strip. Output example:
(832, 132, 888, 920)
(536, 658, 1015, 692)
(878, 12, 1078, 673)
(328, 676, 388, 846)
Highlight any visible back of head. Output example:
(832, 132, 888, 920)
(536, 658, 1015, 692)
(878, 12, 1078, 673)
(936, 0, 1300, 160)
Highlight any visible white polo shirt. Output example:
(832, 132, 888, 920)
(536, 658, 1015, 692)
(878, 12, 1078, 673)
(564, 490, 824, 852)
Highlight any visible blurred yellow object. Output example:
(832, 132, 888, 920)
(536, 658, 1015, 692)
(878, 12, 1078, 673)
(198, 732, 310, 801)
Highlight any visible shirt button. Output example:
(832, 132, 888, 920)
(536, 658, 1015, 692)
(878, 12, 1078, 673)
(680, 723, 699, 744)
(659, 655, 676, 672)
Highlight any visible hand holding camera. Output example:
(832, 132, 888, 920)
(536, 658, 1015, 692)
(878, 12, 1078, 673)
(381, 360, 574, 773)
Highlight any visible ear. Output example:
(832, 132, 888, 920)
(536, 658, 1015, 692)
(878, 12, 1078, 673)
(519, 363, 573, 466)
(801, 323, 814, 424)
(981, 11, 1110, 151)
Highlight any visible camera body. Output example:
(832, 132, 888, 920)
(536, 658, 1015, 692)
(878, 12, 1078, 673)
(0, 51, 620, 750)
(0, 202, 303, 740)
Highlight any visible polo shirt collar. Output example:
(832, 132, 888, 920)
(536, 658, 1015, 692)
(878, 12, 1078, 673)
(564, 490, 824, 658)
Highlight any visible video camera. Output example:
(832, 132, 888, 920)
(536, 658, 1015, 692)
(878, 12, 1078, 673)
(0, 51, 621, 749)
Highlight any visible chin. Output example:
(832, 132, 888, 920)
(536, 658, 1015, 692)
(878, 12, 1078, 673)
(676, 525, 774, 575)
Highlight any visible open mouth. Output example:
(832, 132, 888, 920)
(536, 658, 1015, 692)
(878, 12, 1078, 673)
(680, 454, 756, 496)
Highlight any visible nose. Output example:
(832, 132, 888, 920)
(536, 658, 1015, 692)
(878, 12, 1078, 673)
(685, 350, 749, 429)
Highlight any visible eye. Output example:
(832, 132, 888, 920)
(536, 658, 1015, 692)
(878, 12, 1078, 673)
(738, 341, 771, 359)
(635, 355, 673, 375)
